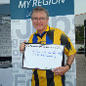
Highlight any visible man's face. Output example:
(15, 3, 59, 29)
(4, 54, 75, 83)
(31, 11, 49, 32)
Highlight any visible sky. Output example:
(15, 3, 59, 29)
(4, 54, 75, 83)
(74, 0, 86, 14)
(0, 0, 10, 4)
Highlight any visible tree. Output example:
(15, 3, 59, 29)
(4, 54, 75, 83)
(75, 25, 84, 44)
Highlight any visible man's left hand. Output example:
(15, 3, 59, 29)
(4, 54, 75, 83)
(52, 65, 70, 75)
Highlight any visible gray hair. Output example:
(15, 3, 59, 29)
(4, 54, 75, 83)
(31, 6, 49, 18)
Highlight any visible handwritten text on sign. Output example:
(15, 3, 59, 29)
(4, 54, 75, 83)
(23, 44, 64, 69)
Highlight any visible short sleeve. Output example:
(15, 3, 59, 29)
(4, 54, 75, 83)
(60, 32, 76, 56)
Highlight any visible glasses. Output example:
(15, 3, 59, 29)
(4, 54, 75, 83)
(31, 17, 48, 21)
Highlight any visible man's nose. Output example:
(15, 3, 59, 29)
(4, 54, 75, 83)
(37, 18, 41, 23)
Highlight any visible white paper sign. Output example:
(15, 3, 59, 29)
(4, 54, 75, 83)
(23, 44, 64, 70)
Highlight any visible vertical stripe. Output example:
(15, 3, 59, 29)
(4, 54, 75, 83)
(61, 35, 65, 86)
(54, 75, 62, 86)
(39, 77, 47, 86)
(46, 35, 53, 44)
(62, 75, 65, 86)
(38, 70, 47, 86)
(61, 34, 71, 50)
(46, 70, 54, 86)
(31, 74, 35, 86)
(33, 70, 39, 86)
(46, 30, 54, 86)
(33, 34, 38, 43)
(37, 33, 47, 86)
(46, 30, 54, 44)
(32, 35, 39, 86)
(61, 53, 65, 86)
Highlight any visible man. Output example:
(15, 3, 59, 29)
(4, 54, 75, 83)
(20, 6, 76, 86)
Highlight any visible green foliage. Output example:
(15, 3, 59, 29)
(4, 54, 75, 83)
(75, 25, 84, 44)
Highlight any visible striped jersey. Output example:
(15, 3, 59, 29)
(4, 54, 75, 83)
(29, 25, 76, 86)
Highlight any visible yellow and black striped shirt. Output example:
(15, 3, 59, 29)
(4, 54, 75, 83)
(29, 25, 76, 86)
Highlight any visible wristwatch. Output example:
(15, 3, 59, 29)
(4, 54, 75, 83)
(66, 63, 71, 69)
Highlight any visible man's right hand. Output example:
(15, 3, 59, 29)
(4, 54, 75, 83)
(20, 40, 26, 53)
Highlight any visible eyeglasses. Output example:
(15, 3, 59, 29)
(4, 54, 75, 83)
(31, 17, 48, 21)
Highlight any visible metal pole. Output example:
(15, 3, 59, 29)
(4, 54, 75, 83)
(84, 20, 86, 57)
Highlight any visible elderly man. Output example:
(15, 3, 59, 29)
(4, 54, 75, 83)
(20, 6, 76, 86)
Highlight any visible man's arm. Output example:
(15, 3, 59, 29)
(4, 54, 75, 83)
(66, 54, 75, 67)
(52, 54, 76, 75)
(52, 32, 76, 75)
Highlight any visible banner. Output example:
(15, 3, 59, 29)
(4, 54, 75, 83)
(11, 0, 76, 86)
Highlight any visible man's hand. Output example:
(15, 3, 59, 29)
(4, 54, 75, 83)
(52, 65, 69, 75)
(20, 40, 26, 53)
(52, 54, 75, 75)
